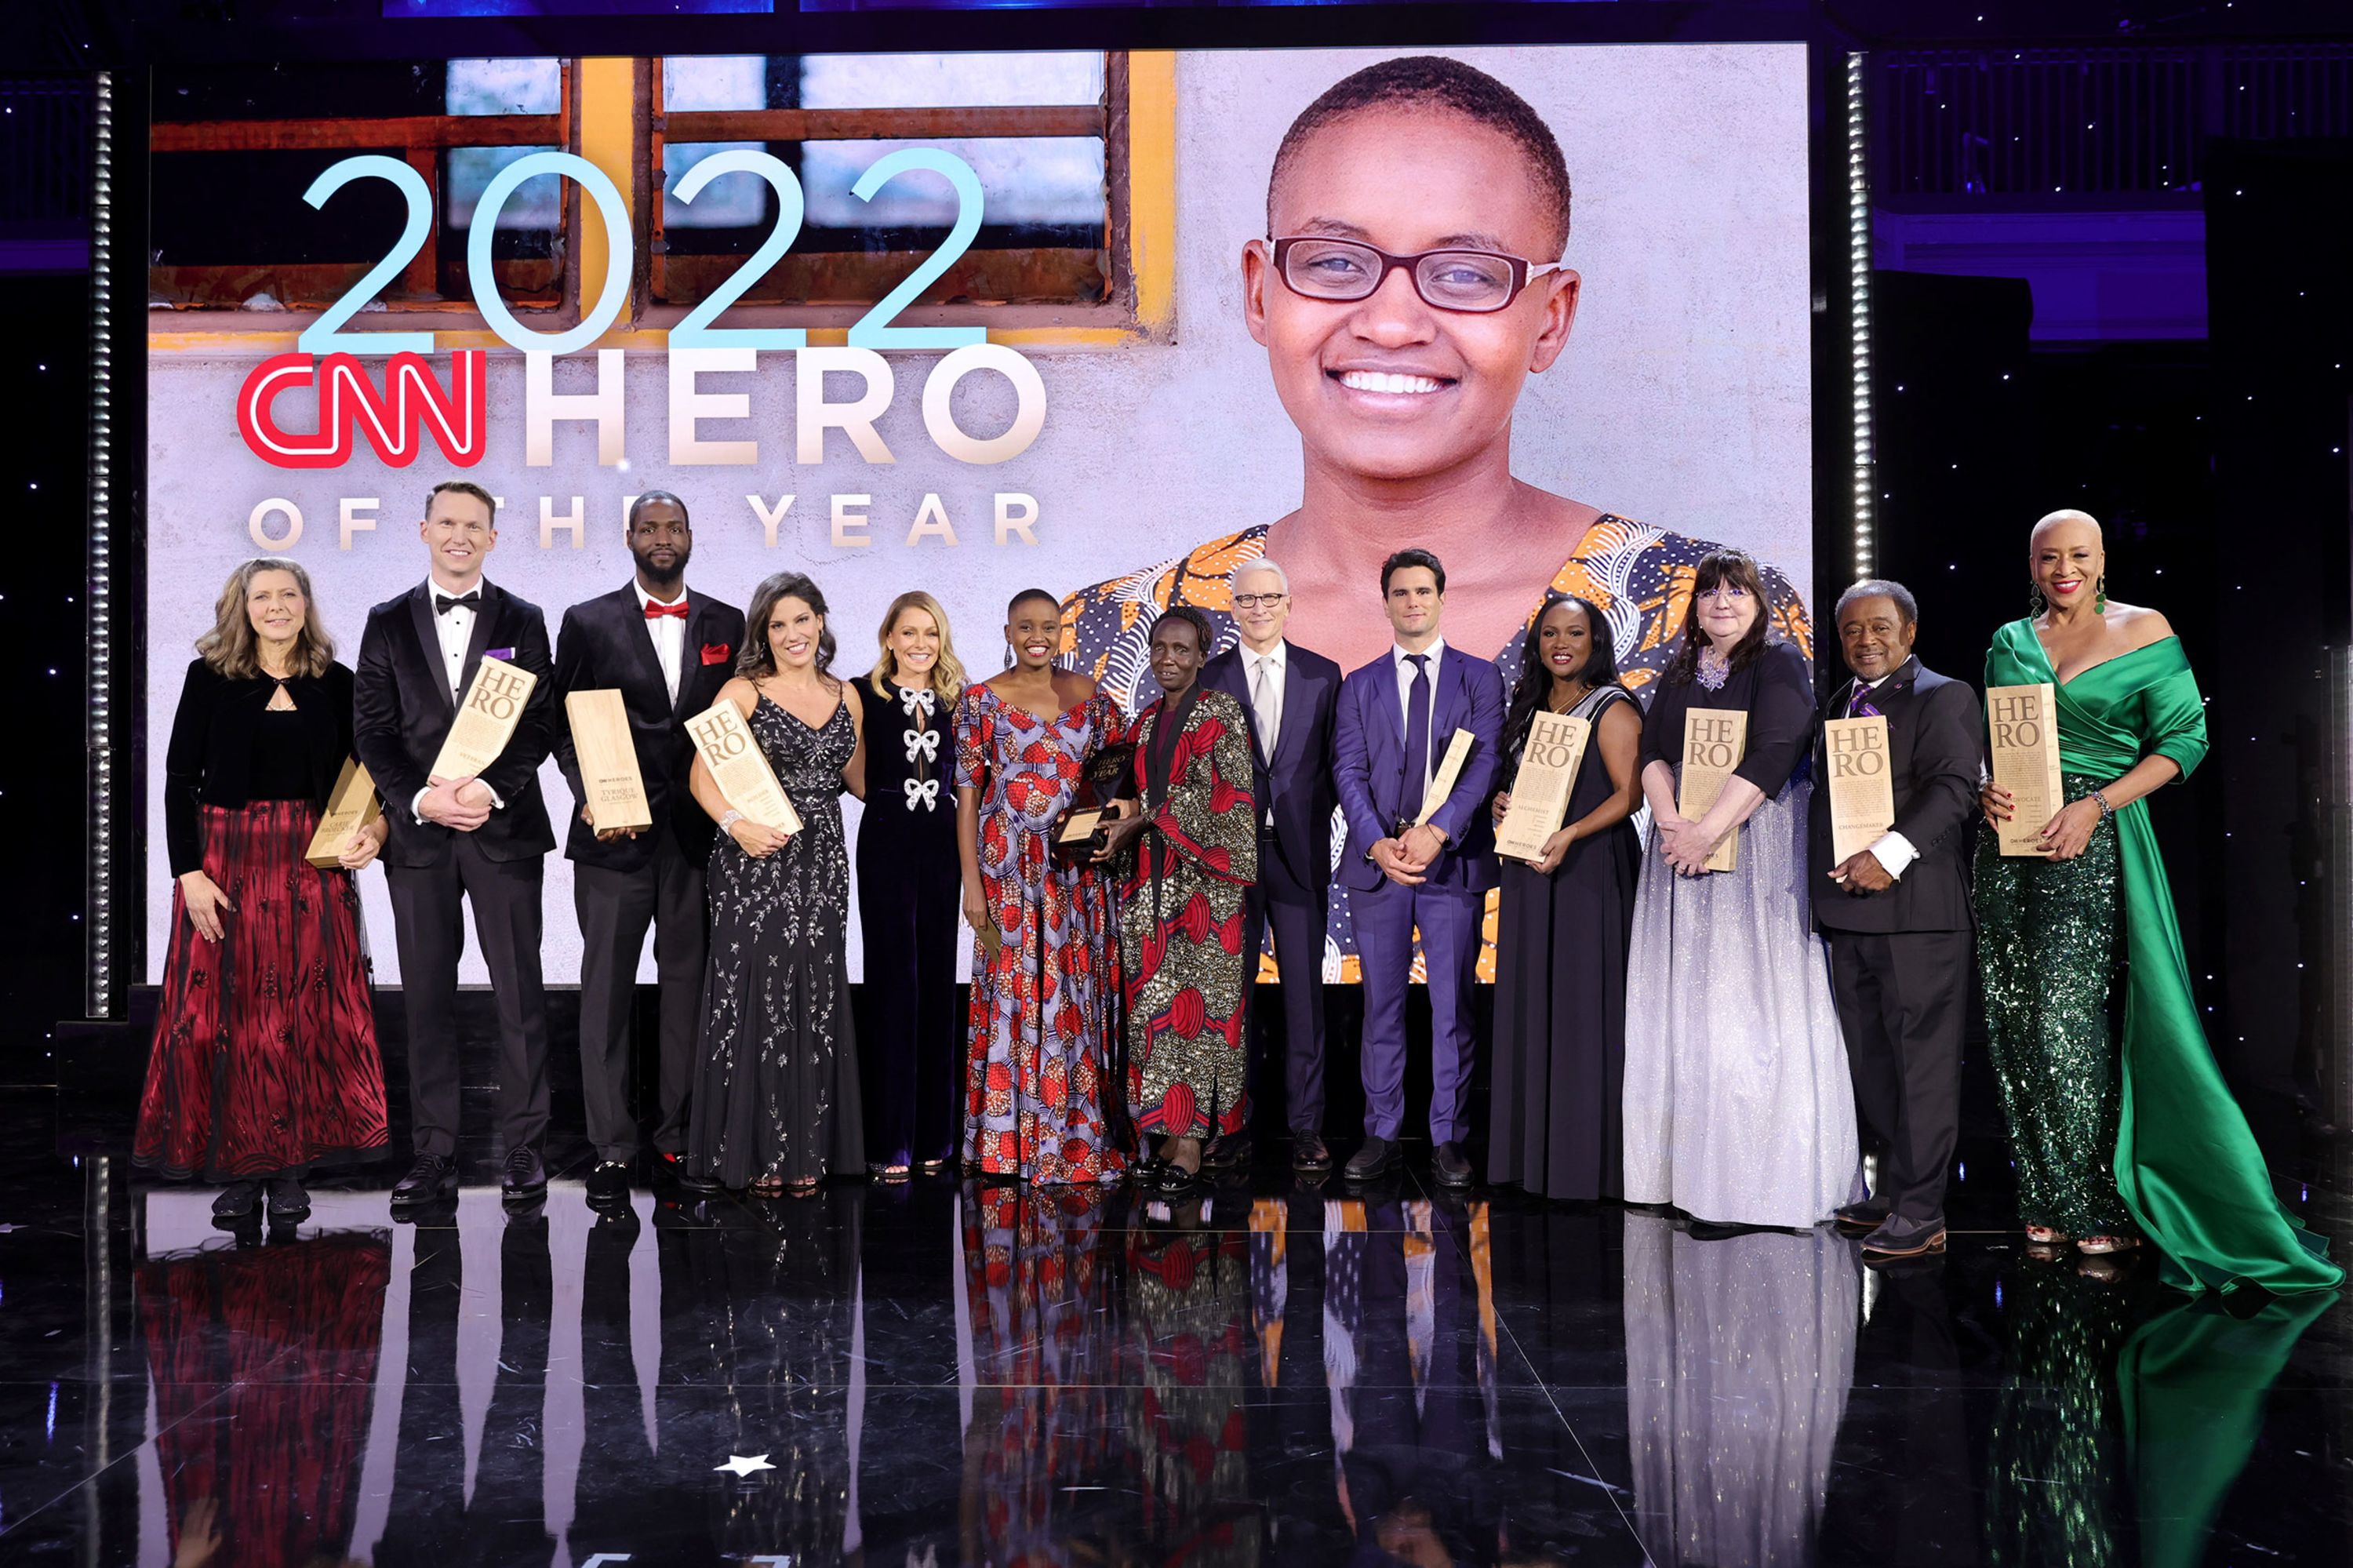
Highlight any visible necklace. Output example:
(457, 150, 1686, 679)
(1546, 680, 1588, 714)
(1696, 646, 1731, 691)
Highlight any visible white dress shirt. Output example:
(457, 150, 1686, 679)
(1240, 639, 1286, 828)
(413, 577, 504, 822)
(1391, 637, 1446, 800)
(1844, 673, 1917, 878)
(639, 583, 688, 705)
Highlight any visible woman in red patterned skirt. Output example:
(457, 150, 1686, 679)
(137, 557, 390, 1221)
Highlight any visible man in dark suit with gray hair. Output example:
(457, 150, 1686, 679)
(1809, 578, 1981, 1260)
(1199, 556, 1344, 1173)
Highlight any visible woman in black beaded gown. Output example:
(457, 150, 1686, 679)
(1486, 595, 1642, 1199)
(687, 571, 867, 1195)
(852, 591, 967, 1177)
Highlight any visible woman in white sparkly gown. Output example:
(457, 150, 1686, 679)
(1621, 549, 1859, 1230)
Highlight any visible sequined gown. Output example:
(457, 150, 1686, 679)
(1622, 639, 1860, 1227)
(1119, 687, 1258, 1142)
(954, 685, 1127, 1184)
(1623, 1213, 1857, 1568)
(1975, 621, 2340, 1292)
(687, 693, 863, 1188)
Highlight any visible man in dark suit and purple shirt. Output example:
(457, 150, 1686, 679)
(1810, 579, 1980, 1261)
(551, 491, 744, 1208)
(354, 478, 558, 1207)
(1198, 557, 1344, 1174)
(1331, 548, 1505, 1187)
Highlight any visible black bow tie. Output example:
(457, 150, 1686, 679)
(435, 590, 481, 616)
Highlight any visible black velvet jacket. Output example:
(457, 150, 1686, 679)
(163, 658, 357, 876)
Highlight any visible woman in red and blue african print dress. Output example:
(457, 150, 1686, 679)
(1095, 608, 1257, 1196)
(953, 589, 1129, 1185)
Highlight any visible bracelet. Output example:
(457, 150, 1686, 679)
(718, 809, 745, 834)
(2088, 789, 2112, 820)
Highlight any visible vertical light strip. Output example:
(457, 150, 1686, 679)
(87, 71, 115, 1020)
(1846, 51, 1875, 583)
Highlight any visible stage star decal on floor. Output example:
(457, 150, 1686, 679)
(713, 1453, 776, 1478)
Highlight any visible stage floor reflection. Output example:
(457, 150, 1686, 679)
(3, 1091, 2348, 1566)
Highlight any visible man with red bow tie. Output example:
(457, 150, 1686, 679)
(551, 490, 745, 1206)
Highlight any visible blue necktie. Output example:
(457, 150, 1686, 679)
(1404, 653, 1431, 809)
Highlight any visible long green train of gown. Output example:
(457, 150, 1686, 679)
(1984, 620, 2341, 1295)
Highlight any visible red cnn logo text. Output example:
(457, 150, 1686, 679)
(237, 351, 488, 469)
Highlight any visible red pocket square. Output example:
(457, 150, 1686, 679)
(700, 643, 732, 666)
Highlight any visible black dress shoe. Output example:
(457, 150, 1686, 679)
(1202, 1133, 1253, 1172)
(391, 1153, 457, 1206)
(211, 1181, 261, 1219)
(1156, 1159, 1203, 1197)
(1432, 1142, 1475, 1189)
(1833, 1201, 1889, 1235)
(501, 1144, 548, 1200)
(265, 1176, 311, 1218)
(585, 1160, 631, 1208)
(674, 1163, 724, 1194)
(1292, 1132, 1333, 1174)
(1344, 1136, 1399, 1183)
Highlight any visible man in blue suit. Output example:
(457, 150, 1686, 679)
(1200, 557, 1344, 1173)
(1332, 549, 1505, 1186)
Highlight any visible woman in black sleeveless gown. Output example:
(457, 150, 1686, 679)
(1486, 595, 1644, 1199)
(852, 591, 966, 1176)
(687, 572, 867, 1195)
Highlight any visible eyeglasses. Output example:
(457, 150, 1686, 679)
(1232, 592, 1289, 609)
(1270, 236, 1566, 314)
(1695, 585, 1753, 604)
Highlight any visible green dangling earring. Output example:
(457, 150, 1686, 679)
(2093, 574, 2108, 613)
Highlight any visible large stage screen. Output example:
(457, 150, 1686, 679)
(143, 43, 1813, 985)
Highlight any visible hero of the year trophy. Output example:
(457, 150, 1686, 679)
(1494, 711, 1592, 864)
(1050, 741, 1137, 866)
(1985, 682, 2064, 857)
(430, 655, 539, 780)
(687, 699, 803, 836)
(303, 758, 384, 868)
(1399, 728, 1477, 840)
(1822, 713, 1897, 864)
(1675, 708, 1748, 873)
(564, 688, 655, 835)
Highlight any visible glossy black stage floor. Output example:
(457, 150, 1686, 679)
(4, 1089, 2349, 1566)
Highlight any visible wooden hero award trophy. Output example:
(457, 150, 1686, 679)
(303, 759, 384, 868)
(1675, 708, 1747, 872)
(1821, 714, 1897, 862)
(688, 700, 803, 836)
(1985, 682, 2064, 856)
(563, 689, 655, 834)
(1495, 711, 1592, 864)
(431, 655, 540, 780)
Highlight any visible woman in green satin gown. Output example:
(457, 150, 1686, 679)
(1977, 509, 2340, 1295)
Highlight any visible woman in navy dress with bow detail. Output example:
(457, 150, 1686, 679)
(853, 591, 969, 1176)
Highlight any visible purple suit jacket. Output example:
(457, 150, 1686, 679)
(1331, 644, 1505, 894)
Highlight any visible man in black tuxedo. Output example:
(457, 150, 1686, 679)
(355, 479, 558, 1206)
(1200, 558, 1343, 1173)
(551, 491, 744, 1207)
(1809, 579, 1980, 1260)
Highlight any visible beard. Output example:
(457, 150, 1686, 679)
(635, 542, 690, 588)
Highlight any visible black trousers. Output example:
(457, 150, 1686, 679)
(573, 829, 707, 1162)
(1827, 927, 1970, 1224)
(1241, 850, 1330, 1136)
(384, 834, 550, 1159)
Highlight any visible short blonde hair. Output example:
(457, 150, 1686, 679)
(195, 557, 336, 678)
(868, 590, 968, 703)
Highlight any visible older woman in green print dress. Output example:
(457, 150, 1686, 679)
(1977, 509, 2338, 1293)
